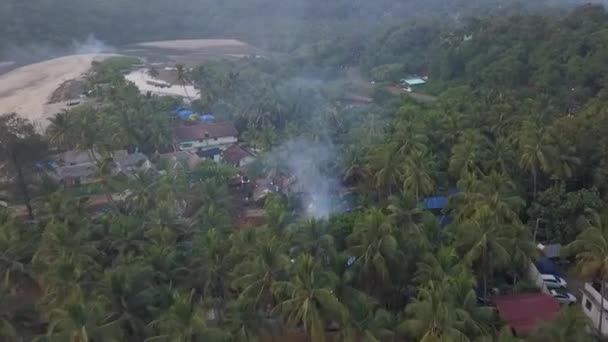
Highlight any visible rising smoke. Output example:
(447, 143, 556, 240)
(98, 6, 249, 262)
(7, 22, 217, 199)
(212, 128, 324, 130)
(267, 137, 342, 219)
(0, 34, 113, 65)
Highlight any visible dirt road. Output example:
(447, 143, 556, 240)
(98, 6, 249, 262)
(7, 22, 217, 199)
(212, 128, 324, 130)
(0, 54, 115, 129)
(345, 66, 438, 103)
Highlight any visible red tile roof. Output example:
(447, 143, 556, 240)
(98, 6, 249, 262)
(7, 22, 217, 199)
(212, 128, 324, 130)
(175, 122, 238, 141)
(223, 145, 254, 165)
(494, 293, 560, 335)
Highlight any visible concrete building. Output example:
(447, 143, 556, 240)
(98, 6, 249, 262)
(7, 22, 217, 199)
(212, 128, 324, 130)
(175, 122, 238, 151)
(581, 282, 608, 336)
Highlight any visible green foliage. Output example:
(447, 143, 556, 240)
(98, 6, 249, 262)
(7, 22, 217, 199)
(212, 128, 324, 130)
(528, 185, 603, 243)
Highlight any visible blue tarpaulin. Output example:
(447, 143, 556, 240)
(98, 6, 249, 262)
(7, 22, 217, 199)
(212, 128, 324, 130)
(176, 109, 194, 120)
(425, 196, 448, 209)
(535, 257, 562, 277)
(200, 114, 216, 123)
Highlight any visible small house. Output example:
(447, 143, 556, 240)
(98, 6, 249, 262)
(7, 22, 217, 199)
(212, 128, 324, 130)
(222, 145, 256, 168)
(175, 122, 238, 151)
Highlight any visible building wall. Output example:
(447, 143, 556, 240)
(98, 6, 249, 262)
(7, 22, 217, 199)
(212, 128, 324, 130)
(581, 283, 608, 336)
(179, 136, 237, 151)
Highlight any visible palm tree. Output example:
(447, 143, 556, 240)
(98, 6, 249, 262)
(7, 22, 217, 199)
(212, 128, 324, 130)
(290, 219, 337, 266)
(0, 113, 48, 220)
(146, 290, 228, 342)
(415, 246, 464, 285)
(224, 300, 272, 342)
(176, 64, 192, 102)
(451, 171, 524, 225)
(397, 280, 470, 341)
(515, 120, 555, 198)
(232, 235, 289, 312)
(189, 229, 232, 318)
(347, 209, 401, 295)
(272, 255, 348, 342)
(41, 294, 123, 342)
(344, 293, 396, 342)
(452, 217, 512, 301)
(527, 306, 593, 342)
(563, 208, 608, 334)
(401, 151, 436, 201)
(369, 143, 402, 197)
(46, 111, 75, 151)
(449, 130, 488, 179)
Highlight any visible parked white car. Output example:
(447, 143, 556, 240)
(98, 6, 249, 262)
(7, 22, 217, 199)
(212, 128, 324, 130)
(541, 274, 567, 289)
(550, 289, 577, 305)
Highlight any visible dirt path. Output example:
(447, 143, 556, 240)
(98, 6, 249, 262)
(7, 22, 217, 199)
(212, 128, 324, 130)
(345, 66, 438, 103)
(0, 54, 115, 128)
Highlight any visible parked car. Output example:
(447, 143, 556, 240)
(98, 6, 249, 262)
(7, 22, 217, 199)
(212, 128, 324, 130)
(541, 274, 568, 289)
(550, 289, 577, 305)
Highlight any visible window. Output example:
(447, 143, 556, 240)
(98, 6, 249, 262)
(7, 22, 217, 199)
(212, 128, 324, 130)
(585, 299, 593, 311)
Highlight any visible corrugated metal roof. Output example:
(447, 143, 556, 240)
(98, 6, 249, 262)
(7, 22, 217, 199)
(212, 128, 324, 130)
(494, 293, 560, 335)
(175, 122, 238, 141)
(401, 78, 426, 86)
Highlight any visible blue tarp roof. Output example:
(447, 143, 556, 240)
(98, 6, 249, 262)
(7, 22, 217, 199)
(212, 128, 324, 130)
(200, 114, 216, 123)
(177, 109, 194, 119)
(425, 196, 448, 209)
(535, 257, 562, 277)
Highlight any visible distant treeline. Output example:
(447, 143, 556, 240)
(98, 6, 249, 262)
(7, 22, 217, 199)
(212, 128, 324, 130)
(0, 0, 595, 59)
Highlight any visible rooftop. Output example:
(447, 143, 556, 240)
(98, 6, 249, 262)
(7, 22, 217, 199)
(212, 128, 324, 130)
(401, 77, 426, 86)
(175, 122, 238, 141)
(494, 293, 560, 335)
(223, 145, 254, 165)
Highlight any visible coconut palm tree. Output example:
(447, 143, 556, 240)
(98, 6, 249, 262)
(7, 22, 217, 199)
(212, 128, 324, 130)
(232, 235, 289, 312)
(515, 120, 555, 198)
(271, 255, 348, 342)
(398, 280, 471, 341)
(176, 64, 192, 102)
(290, 219, 336, 266)
(369, 143, 402, 197)
(449, 130, 488, 179)
(401, 151, 436, 201)
(347, 209, 401, 295)
(146, 290, 228, 342)
(46, 111, 75, 151)
(41, 294, 123, 342)
(563, 208, 608, 334)
(452, 217, 512, 301)
(415, 246, 464, 285)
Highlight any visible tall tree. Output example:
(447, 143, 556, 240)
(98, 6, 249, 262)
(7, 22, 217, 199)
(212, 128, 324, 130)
(0, 113, 47, 220)
(272, 255, 347, 342)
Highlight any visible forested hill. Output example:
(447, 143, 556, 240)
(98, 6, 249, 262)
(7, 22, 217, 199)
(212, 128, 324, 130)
(353, 4, 608, 112)
(0, 0, 597, 58)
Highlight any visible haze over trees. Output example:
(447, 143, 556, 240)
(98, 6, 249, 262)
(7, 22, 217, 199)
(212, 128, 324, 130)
(2, 2, 608, 342)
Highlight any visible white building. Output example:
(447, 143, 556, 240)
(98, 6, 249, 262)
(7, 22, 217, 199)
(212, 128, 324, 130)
(581, 282, 608, 336)
(175, 122, 238, 151)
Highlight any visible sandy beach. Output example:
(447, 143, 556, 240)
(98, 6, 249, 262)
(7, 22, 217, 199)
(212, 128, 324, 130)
(135, 39, 247, 51)
(0, 54, 115, 128)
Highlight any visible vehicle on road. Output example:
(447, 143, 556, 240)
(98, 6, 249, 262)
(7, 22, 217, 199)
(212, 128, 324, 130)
(541, 274, 568, 289)
(549, 289, 577, 305)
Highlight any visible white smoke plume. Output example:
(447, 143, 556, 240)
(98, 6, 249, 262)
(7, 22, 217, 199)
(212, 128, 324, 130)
(267, 137, 342, 219)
